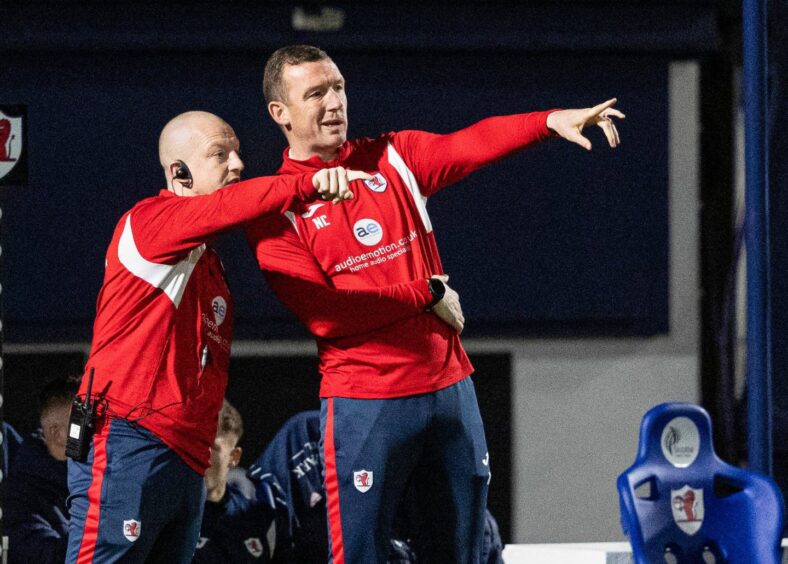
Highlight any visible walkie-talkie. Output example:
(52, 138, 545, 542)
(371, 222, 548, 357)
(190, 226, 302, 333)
(66, 367, 98, 462)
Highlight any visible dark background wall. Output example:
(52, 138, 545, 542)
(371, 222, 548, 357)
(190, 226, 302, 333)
(0, 47, 670, 340)
(0, 1, 722, 343)
(6, 0, 767, 546)
(3, 351, 513, 540)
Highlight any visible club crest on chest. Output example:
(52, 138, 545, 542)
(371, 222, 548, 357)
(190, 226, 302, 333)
(363, 173, 388, 193)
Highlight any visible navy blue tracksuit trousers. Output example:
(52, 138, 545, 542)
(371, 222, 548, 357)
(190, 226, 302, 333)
(321, 377, 489, 564)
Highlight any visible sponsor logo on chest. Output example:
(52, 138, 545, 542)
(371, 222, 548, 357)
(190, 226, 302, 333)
(201, 294, 231, 352)
(212, 296, 227, 326)
(353, 218, 384, 246)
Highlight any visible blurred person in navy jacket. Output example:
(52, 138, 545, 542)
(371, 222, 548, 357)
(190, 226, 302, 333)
(248, 411, 324, 563)
(193, 399, 283, 563)
(5, 375, 79, 564)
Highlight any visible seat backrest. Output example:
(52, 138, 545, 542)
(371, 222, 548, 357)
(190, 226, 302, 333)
(617, 402, 784, 563)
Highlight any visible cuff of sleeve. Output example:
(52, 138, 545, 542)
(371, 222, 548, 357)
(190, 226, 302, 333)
(415, 279, 433, 308)
(542, 109, 563, 139)
(300, 172, 318, 202)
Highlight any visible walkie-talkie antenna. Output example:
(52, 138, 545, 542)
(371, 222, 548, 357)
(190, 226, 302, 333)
(84, 367, 95, 409)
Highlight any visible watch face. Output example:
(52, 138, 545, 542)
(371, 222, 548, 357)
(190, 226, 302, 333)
(429, 278, 446, 301)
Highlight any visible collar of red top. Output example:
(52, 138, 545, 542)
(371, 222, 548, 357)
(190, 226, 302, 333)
(278, 142, 352, 173)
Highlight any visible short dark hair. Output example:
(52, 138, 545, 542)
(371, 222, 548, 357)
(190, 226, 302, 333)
(217, 399, 243, 440)
(263, 44, 331, 104)
(38, 375, 80, 418)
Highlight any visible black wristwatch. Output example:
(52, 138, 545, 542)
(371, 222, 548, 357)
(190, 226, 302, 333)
(426, 277, 446, 310)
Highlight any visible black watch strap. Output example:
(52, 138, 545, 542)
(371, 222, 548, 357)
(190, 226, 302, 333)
(427, 277, 446, 310)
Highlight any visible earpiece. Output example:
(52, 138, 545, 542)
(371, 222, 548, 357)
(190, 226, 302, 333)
(171, 159, 193, 194)
(174, 160, 192, 182)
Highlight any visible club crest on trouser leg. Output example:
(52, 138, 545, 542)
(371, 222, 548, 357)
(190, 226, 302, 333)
(353, 469, 374, 493)
(123, 519, 142, 542)
(244, 537, 264, 558)
(670, 485, 704, 535)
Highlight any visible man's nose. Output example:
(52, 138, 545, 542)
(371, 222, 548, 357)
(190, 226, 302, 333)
(229, 151, 244, 173)
(325, 88, 343, 111)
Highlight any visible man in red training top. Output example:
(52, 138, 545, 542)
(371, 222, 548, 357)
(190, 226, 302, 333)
(66, 110, 368, 564)
(245, 45, 624, 564)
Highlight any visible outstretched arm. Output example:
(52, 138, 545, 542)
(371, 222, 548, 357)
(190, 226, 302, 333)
(132, 168, 369, 263)
(393, 99, 624, 195)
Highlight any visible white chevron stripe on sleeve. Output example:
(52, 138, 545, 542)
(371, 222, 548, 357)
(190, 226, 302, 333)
(284, 210, 299, 233)
(386, 143, 432, 233)
(117, 214, 205, 308)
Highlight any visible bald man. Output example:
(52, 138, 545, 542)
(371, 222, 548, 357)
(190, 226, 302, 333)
(66, 111, 366, 564)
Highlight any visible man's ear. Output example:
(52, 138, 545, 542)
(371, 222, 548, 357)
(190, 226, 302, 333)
(168, 161, 181, 180)
(268, 101, 290, 127)
(230, 445, 242, 468)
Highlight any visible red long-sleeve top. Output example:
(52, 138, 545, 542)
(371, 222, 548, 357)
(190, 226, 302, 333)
(82, 173, 317, 473)
(246, 111, 555, 398)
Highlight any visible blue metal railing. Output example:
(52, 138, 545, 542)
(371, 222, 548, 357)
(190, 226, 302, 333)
(743, 0, 773, 474)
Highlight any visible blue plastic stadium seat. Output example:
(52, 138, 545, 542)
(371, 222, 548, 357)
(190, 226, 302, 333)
(617, 402, 784, 563)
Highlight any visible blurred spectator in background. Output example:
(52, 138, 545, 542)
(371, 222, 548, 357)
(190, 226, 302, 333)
(227, 464, 257, 501)
(5, 375, 79, 564)
(248, 411, 325, 563)
(482, 511, 504, 564)
(193, 399, 282, 563)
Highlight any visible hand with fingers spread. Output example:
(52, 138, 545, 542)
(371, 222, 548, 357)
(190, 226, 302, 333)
(546, 97, 625, 151)
(428, 275, 465, 334)
(312, 166, 373, 204)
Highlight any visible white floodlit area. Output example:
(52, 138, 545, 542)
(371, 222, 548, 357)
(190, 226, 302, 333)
(502, 540, 788, 564)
